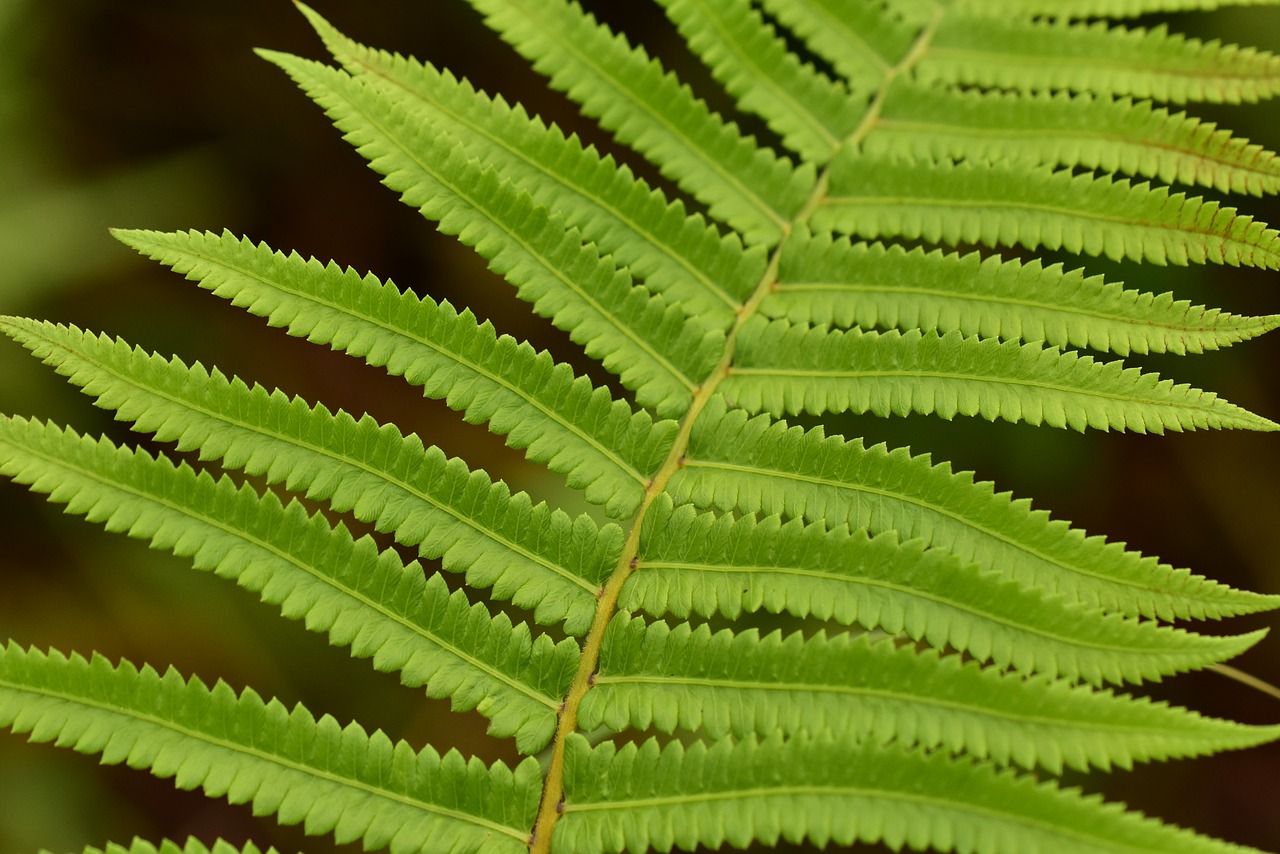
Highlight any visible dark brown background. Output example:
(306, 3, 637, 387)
(1, 2, 1278, 853)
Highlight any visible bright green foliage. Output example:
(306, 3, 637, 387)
(655, 0, 865, 162)
(954, 0, 1280, 20)
(919, 14, 1280, 103)
(2, 2, 1280, 854)
(584, 616, 1280, 773)
(766, 233, 1280, 355)
(0, 417, 578, 753)
(46, 839, 277, 854)
(819, 152, 1280, 266)
(758, 0, 914, 88)
(674, 398, 1278, 621)
(725, 318, 1280, 428)
(462, 0, 815, 243)
(870, 83, 1280, 196)
(628, 497, 1266, 686)
(296, 7, 765, 325)
(0, 645, 539, 854)
(556, 733, 1261, 854)
(114, 228, 676, 518)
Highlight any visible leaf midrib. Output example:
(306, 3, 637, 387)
(529, 7, 951, 852)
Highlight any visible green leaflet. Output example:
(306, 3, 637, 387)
(0, 416, 578, 754)
(299, 5, 763, 324)
(0, 317, 620, 634)
(817, 152, 1280, 267)
(583, 616, 1280, 773)
(672, 399, 1278, 621)
(654, 0, 865, 163)
(870, 81, 1280, 197)
(556, 734, 1266, 854)
(0, 644, 539, 854)
(953, 0, 1280, 17)
(765, 232, 1280, 355)
(881, 0, 938, 26)
(756, 0, 914, 88)
(626, 498, 1261, 686)
(460, 0, 816, 244)
(724, 318, 1279, 431)
(47, 839, 277, 854)
(919, 14, 1280, 104)
(260, 50, 722, 417)
(114, 227, 675, 519)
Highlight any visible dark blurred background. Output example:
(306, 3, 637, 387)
(1, 2, 1279, 853)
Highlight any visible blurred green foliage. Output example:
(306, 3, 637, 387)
(1, 3, 1279, 853)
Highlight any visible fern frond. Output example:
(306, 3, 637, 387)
(871, 82, 1280, 197)
(627, 498, 1261, 685)
(299, 5, 762, 325)
(0, 644, 539, 854)
(52, 840, 276, 854)
(0, 416, 577, 753)
(260, 50, 721, 416)
(920, 15, 1280, 104)
(556, 734, 1266, 854)
(756, 0, 914, 88)
(113, 227, 675, 519)
(672, 399, 1279, 620)
(765, 234, 1280, 356)
(461, 0, 816, 244)
(582, 617, 1280, 773)
(724, 319, 1278, 431)
(953, 0, 1280, 18)
(4, 3, 1279, 852)
(654, 0, 863, 163)
(0, 317, 620, 634)
(818, 153, 1280, 267)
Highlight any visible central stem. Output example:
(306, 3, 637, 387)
(526, 9, 944, 852)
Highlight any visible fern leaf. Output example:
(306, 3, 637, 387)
(50, 839, 278, 854)
(756, 0, 914, 88)
(0, 317, 619, 634)
(919, 15, 1280, 104)
(871, 81, 1280, 197)
(724, 319, 1279, 431)
(4, 3, 1279, 852)
(671, 399, 1278, 620)
(582, 617, 1280, 773)
(817, 153, 1280, 267)
(113, 227, 674, 519)
(765, 234, 1280, 356)
(299, 5, 762, 324)
(556, 734, 1266, 854)
(260, 51, 721, 416)
(882, 0, 940, 26)
(654, 0, 863, 163)
(626, 498, 1261, 685)
(0, 416, 577, 753)
(953, 0, 1280, 17)
(460, 0, 816, 244)
(0, 644, 539, 854)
